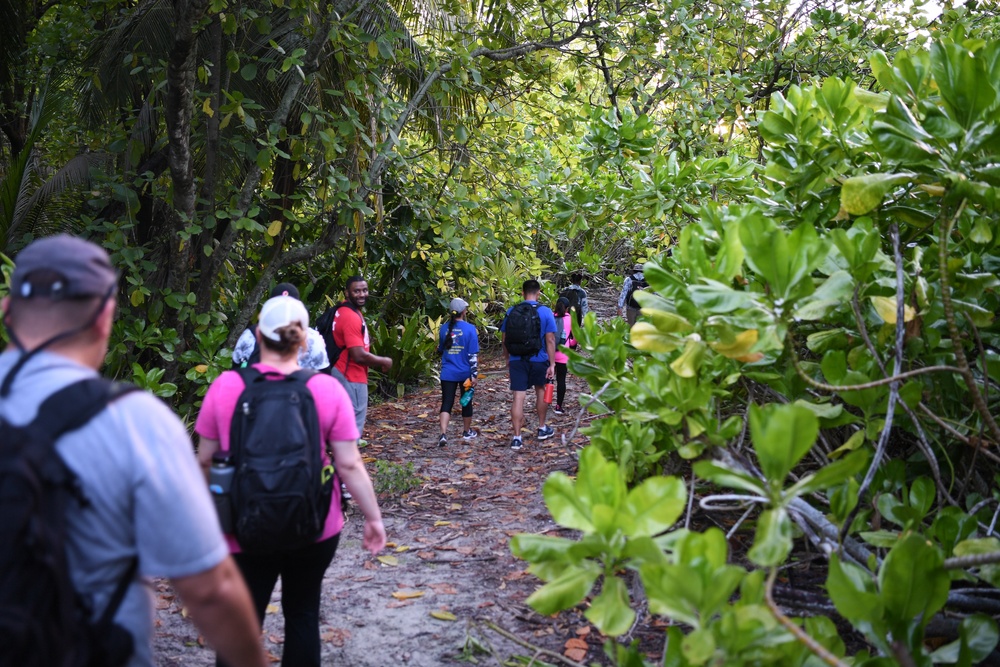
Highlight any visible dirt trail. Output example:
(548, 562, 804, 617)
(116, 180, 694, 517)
(154, 287, 631, 666)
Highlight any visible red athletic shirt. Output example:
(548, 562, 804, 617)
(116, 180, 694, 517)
(332, 304, 370, 383)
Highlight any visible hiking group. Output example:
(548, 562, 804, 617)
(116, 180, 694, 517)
(0, 235, 390, 667)
(0, 232, 643, 667)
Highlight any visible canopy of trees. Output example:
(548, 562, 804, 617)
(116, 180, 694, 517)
(4, 0, 1000, 663)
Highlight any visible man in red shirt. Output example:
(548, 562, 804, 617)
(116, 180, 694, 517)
(330, 276, 393, 437)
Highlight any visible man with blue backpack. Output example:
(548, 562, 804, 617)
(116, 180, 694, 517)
(501, 280, 557, 451)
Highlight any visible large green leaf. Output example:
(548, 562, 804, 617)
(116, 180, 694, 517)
(786, 449, 869, 498)
(793, 271, 854, 321)
(524, 562, 601, 615)
(931, 41, 997, 129)
(878, 534, 949, 628)
(688, 280, 754, 313)
(623, 476, 687, 537)
(827, 555, 884, 628)
(584, 575, 636, 637)
(640, 562, 702, 628)
(510, 534, 579, 563)
(575, 446, 626, 511)
(749, 403, 819, 487)
(929, 615, 1000, 666)
(840, 173, 914, 216)
(630, 322, 683, 354)
(693, 461, 768, 496)
(748, 508, 793, 567)
(543, 472, 593, 531)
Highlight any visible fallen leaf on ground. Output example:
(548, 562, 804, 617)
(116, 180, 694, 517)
(441, 488, 458, 495)
(353, 575, 374, 582)
(395, 545, 412, 552)
(391, 590, 425, 600)
(267, 651, 281, 663)
(456, 546, 475, 555)
(268, 634, 284, 644)
(576, 626, 592, 636)
(377, 555, 399, 566)
(265, 604, 280, 614)
(430, 610, 457, 621)
(387, 600, 414, 609)
(321, 628, 351, 647)
(565, 647, 587, 662)
(434, 520, 451, 526)
(450, 503, 462, 510)
(429, 583, 458, 594)
(416, 551, 436, 560)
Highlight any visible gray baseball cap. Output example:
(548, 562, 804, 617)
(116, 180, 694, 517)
(11, 234, 117, 299)
(449, 297, 469, 313)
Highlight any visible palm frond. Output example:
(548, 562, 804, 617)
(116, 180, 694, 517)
(77, 0, 175, 128)
(8, 152, 109, 245)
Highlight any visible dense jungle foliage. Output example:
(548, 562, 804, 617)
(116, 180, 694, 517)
(3, 0, 1000, 663)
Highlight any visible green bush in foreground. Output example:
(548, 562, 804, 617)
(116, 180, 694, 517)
(514, 31, 1000, 666)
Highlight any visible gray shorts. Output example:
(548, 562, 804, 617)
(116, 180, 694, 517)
(330, 368, 368, 437)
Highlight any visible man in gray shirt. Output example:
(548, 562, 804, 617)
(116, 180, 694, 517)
(0, 235, 267, 667)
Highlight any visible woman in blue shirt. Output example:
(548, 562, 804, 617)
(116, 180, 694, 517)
(437, 297, 479, 446)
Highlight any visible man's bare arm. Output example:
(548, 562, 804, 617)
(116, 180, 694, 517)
(347, 345, 392, 372)
(171, 557, 267, 667)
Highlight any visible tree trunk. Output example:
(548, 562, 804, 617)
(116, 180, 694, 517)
(163, 0, 210, 367)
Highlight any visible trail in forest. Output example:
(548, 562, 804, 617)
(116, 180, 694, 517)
(153, 287, 638, 666)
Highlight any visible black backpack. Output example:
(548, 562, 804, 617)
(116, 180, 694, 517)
(625, 273, 648, 309)
(315, 302, 364, 375)
(559, 287, 584, 326)
(227, 368, 332, 553)
(0, 378, 140, 667)
(505, 302, 542, 358)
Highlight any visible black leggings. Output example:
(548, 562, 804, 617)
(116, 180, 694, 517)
(556, 362, 567, 406)
(440, 380, 473, 417)
(217, 535, 339, 667)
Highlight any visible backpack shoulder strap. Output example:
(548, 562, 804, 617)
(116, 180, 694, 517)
(289, 369, 318, 383)
(31, 378, 140, 445)
(236, 365, 266, 387)
(340, 301, 366, 334)
(27, 378, 142, 632)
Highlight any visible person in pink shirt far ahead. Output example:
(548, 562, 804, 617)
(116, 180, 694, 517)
(196, 295, 386, 667)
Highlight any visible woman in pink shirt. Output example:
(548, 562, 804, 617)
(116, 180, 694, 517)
(196, 295, 385, 667)
(552, 297, 576, 415)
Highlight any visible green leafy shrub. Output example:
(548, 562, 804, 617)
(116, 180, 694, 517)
(368, 310, 438, 397)
(515, 32, 1000, 666)
(372, 460, 424, 497)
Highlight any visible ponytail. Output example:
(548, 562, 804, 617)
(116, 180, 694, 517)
(443, 313, 458, 350)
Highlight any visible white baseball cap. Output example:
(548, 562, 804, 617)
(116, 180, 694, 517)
(258, 295, 309, 341)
